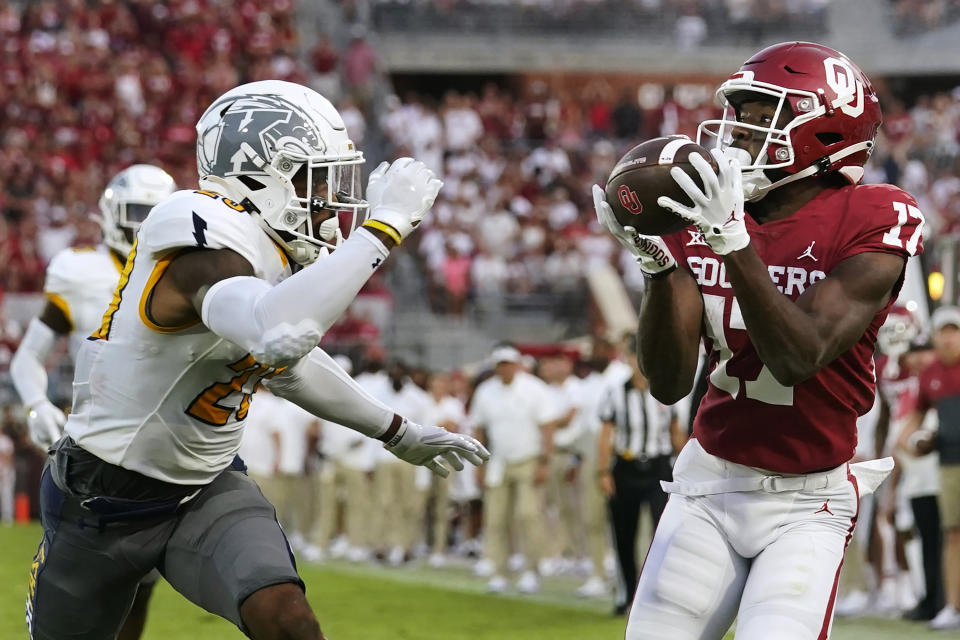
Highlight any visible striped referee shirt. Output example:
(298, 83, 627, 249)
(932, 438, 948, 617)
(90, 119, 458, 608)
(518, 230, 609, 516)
(598, 378, 675, 460)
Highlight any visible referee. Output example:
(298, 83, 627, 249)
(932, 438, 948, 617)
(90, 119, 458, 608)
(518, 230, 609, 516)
(597, 333, 686, 615)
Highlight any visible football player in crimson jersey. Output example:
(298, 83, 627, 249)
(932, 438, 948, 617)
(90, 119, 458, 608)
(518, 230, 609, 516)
(27, 81, 488, 640)
(594, 42, 924, 639)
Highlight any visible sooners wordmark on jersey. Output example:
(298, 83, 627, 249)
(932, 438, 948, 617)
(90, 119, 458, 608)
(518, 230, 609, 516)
(664, 183, 924, 473)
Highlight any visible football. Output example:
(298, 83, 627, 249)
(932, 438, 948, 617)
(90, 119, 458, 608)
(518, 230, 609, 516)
(604, 135, 717, 236)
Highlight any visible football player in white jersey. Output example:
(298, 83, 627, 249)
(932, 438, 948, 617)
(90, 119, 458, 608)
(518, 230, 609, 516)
(11, 164, 177, 449)
(27, 81, 489, 640)
(12, 163, 177, 640)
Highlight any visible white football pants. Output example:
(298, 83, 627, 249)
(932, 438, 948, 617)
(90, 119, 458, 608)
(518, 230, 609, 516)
(625, 439, 867, 640)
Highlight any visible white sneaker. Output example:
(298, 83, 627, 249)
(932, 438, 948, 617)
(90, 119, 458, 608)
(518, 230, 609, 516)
(576, 576, 608, 598)
(288, 532, 306, 552)
(346, 546, 372, 563)
(387, 546, 406, 567)
(834, 590, 870, 618)
(474, 557, 495, 577)
(930, 605, 960, 630)
(516, 570, 541, 594)
(538, 557, 561, 577)
(896, 572, 918, 612)
(427, 553, 447, 568)
(487, 575, 508, 593)
(508, 553, 527, 572)
(329, 536, 350, 559)
(300, 544, 325, 563)
(872, 583, 900, 616)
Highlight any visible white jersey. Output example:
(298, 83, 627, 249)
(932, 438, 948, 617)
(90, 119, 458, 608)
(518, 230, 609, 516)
(65, 189, 293, 485)
(44, 245, 124, 360)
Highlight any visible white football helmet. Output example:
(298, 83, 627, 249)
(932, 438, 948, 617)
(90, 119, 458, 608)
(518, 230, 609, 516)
(95, 164, 177, 256)
(195, 80, 367, 265)
(878, 304, 922, 357)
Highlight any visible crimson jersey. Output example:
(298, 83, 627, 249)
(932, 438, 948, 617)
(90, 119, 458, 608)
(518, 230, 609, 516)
(913, 359, 960, 464)
(876, 354, 919, 423)
(664, 183, 924, 473)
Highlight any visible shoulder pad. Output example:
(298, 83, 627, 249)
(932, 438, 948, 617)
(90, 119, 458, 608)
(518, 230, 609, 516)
(44, 246, 119, 296)
(138, 190, 263, 267)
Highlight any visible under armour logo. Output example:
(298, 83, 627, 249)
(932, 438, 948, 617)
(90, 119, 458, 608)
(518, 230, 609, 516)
(814, 500, 833, 516)
(797, 241, 819, 262)
(371, 257, 383, 270)
(686, 230, 708, 247)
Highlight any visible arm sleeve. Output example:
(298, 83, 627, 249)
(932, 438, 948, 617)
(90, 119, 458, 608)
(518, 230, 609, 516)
(10, 318, 57, 408)
(264, 347, 394, 440)
(201, 228, 389, 366)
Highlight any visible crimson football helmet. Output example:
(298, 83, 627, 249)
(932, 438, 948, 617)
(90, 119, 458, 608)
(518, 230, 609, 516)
(698, 41, 882, 201)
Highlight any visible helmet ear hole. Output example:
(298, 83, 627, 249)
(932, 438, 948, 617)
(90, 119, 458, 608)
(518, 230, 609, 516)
(238, 175, 266, 191)
(815, 132, 844, 146)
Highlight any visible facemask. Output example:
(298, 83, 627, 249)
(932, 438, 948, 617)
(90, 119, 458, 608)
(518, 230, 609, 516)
(723, 147, 771, 202)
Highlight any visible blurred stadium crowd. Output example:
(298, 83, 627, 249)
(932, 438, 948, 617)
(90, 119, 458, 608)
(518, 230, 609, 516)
(0, 0, 958, 627)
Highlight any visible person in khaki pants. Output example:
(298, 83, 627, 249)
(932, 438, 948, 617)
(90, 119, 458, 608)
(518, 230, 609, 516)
(470, 345, 562, 594)
(572, 336, 633, 597)
(372, 361, 431, 565)
(539, 353, 583, 569)
(413, 371, 467, 567)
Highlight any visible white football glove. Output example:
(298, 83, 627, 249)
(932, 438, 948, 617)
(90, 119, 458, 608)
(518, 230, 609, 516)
(363, 158, 443, 244)
(657, 149, 750, 256)
(592, 184, 677, 279)
(26, 399, 66, 450)
(384, 418, 490, 477)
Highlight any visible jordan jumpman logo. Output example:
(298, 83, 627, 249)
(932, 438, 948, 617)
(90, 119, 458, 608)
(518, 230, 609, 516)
(797, 241, 819, 262)
(814, 500, 833, 516)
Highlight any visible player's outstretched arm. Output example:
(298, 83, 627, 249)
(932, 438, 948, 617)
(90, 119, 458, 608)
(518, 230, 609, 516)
(10, 305, 70, 448)
(266, 348, 489, 477)
(152, 159, 442, 367)
(724, 248, 904, 386)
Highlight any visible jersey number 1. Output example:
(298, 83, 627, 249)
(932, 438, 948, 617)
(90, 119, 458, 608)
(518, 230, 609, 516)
(702, 293, 794, 406)
(882, 202, 924, 256)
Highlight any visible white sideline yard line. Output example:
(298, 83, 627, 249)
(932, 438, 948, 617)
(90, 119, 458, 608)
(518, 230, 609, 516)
(302, 559, 614, 613)
(300, 560, 940, 640)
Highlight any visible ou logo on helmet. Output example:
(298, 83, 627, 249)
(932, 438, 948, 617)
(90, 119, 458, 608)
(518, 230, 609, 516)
(823, 57, 864, 118)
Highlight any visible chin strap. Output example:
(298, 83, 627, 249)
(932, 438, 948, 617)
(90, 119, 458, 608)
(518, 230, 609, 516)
(744, 140, 874, 202)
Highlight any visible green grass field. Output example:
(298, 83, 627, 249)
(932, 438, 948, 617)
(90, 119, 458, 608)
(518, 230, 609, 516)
(0, 523, 950, 639)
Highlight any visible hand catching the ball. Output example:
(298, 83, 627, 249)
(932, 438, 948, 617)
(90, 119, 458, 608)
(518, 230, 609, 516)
(593, 184, 677, 279)
(657, 148, 750, 256)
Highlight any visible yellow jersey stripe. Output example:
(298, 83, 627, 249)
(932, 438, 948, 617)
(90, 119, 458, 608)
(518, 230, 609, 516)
(138, 250, 201, 333)
(91, 240, 138, 341)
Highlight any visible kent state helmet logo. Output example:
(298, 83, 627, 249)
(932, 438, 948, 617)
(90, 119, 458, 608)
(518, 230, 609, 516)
(200, 94, 325, 177)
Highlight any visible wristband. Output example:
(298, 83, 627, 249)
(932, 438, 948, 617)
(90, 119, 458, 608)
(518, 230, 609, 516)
(362, 219, 403, 245)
